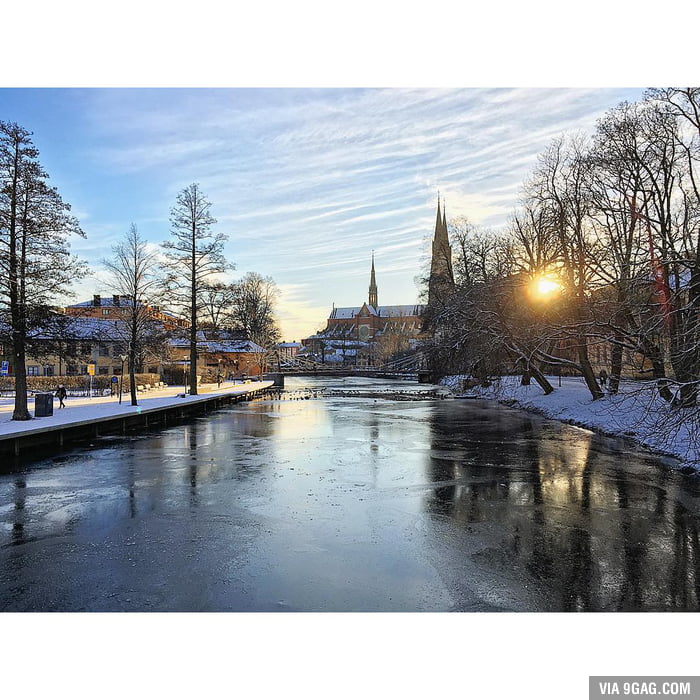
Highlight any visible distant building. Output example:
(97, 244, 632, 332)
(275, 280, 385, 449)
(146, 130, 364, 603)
(275, 342, 303, 360)
(426, 196, 455, 313)
(65, 294, 189, 331)
(303, 253, 425, 366)
(0, 315, 168, 377)
(167, 330, 266, 380)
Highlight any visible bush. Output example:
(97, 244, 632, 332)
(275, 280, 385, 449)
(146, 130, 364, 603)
(0, 373, 161, 396)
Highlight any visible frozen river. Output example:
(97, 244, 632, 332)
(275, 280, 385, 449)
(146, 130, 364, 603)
(1, 376, 699, 611)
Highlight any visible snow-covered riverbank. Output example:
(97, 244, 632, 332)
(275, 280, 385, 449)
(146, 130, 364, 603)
(0, 381, 273, 439)
(441, 375, 699, 470)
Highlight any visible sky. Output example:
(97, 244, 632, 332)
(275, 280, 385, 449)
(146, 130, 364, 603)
(1, 87, 646, 341)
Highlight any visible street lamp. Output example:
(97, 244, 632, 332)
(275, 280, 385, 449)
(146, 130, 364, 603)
(217, 358, 222, 388)
(119, 354, 128, 404)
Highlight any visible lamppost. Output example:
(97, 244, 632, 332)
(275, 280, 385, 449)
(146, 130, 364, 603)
(217, 358, 222, 388)
(119, 353, 128, 404)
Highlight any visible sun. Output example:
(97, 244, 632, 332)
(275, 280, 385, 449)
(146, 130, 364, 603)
(533, 275, 562, 298)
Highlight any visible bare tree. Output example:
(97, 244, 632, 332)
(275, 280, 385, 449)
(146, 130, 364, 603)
(584, 102, 672, 397)
(644, 89, 700, 406)
(527, 135, 604, 399)
(103, 224, 166, 406)
(161, 184, 229, 395)
(0, 121, 85, 420)
(230, 272, 281, 349)
(200, 281, 237, 331)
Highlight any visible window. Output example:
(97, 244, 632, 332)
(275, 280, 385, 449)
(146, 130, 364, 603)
(102, 309, 110, 316)
(66, 343, 77, 356)
(98, 344, 109, 357)
(81, 344, 92, 355)
(27, 365, 40, 376)
(43, 365, 55, 377)
(113, 343, 124, 355)
(67, 365, 78, 375)
(98, 367, 109, 375)
(80, 365, 88, 375)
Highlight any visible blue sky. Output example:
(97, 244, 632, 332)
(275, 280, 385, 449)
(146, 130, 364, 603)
(1, 87, 644, 340)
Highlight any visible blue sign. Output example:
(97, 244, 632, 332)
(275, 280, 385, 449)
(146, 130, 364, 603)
(0, 361, 8, 376)
(111, 375, 119, 383)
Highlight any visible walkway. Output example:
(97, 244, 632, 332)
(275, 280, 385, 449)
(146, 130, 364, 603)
(0, 380, 274, 453)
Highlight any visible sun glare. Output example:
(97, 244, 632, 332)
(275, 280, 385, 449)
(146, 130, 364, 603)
(534, 276, 562, 298)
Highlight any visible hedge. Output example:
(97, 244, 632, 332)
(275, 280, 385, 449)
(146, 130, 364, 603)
(0, 373, 161, 395)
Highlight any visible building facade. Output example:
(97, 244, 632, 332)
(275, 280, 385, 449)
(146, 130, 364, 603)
(303, 253, 425, 367)
(64, 294, 189, 332)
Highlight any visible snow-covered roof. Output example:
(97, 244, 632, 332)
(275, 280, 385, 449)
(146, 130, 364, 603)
(37, 316, 140, 340)
(68, 298, 142, 308)
(329, 306, 361, 320)
(67, 296, 183, 321)
(377, 304, 424, 317)
(169, 338, 265, 354)
(328, 304, 424, 319)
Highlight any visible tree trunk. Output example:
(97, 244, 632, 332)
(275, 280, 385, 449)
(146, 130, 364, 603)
(636, 336, 673, 403)
(608, 338, 623, 395)
(9, 138, 30, 420)
(677, 382, 698, 408)
(529, 363, 554, 395)
(129, 356, 138, 407)
(577, 336, 604, 400)
(190, 224, 198, 395)
(11, 332, 30, 420)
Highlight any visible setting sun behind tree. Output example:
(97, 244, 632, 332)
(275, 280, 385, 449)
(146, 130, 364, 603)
(532, 275, 563, 299)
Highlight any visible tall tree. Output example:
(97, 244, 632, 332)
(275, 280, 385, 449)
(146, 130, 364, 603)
(644, 90, 700, 406)
(161, 184, 229, 395)
(103, 224, 166, 406)
(230, 272, 281, 349)
(527, 135, 604, 399)
(0, 121, 85, 420)
(200, 281, 238, 331)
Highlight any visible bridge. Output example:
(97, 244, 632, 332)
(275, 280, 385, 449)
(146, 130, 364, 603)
(275, 352, 427, 380)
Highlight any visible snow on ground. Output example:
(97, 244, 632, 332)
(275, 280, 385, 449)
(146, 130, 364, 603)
(0, 381, 273, 438)
(441, 374, 700, 470)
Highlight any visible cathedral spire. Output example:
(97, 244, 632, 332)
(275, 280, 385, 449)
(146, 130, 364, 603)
(368, 251, 378, 309)
(428, 194, 454, 308)
(435, 194, 442, 234)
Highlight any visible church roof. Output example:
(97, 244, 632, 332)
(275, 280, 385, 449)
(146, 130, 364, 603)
(329, 306, 361, 319)
(377, 304, 424, 317)
(329, 304, 423, 320)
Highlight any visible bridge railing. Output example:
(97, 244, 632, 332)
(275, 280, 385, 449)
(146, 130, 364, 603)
(278, 351, 424, 374)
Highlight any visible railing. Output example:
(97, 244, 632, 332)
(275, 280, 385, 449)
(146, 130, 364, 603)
(277, 351, 425, 376)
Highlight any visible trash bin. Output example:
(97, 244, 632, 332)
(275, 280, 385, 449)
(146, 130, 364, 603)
(34, 393, 54, 417)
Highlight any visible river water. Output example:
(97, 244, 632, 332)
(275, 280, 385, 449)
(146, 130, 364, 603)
(1, 376, 699, 612)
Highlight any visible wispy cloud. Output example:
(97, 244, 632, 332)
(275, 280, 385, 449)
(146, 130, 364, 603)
(12, 87, 645, 340)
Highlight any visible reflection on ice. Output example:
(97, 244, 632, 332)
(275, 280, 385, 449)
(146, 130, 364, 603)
(0, 376, 699, 612)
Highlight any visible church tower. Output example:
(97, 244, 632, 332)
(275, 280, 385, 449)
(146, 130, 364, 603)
(368, 252, 378, 309)
(428, 195, 454, 307)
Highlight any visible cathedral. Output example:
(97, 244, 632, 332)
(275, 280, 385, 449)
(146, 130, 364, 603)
(427, 196, 455, 307)
(302, 197, 452, 366)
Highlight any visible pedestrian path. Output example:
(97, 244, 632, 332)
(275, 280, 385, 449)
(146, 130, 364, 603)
(0, 381, 274, 439)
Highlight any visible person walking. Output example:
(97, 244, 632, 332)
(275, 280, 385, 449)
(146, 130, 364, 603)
(55, 384, 67, 409)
